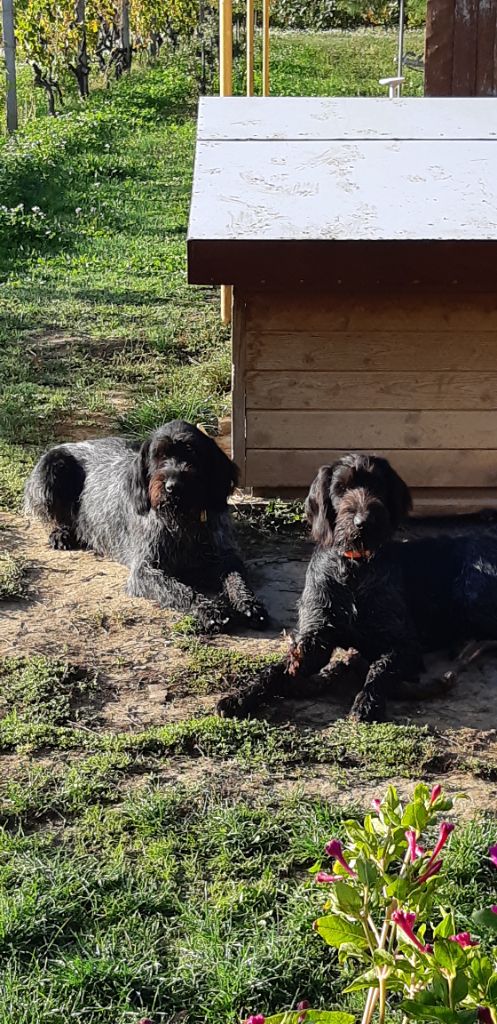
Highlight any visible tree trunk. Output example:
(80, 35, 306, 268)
(73, 0, 89, 97)
(119, 0, 132, 72)
(1, 0, 18, 132)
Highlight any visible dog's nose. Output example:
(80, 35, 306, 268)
(165, 479, 177, 494)
(353, 513, 367, 528)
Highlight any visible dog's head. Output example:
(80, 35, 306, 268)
(305, 453, 412, 556)
(128, 420, 238, 517)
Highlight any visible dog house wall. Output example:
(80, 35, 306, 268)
(188, 97, 497, 515)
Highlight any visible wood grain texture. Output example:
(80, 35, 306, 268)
(246, 332, 497, 372)
(246, 449, 497, 489)
(452, 0, 478, 96)
(247, 410, 497, 450)
(424, 0, 456, 96)
(244, 291, 497, 331)
(246, 371, 497, 410)
(232, 293, 247, 483)
(476, 0, 497, 96)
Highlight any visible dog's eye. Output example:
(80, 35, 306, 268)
(334, 481, 345, 495)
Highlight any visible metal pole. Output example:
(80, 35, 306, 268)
(246, 0, 254, 96)
(262, 0, 270, 96)
(1, 0, 18, 133)
(219, 0, 233, 324)
(397, 0, 405, 82)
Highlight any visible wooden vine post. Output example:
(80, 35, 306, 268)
(219, 0, 233, 324)
(1, 0, 18, 133)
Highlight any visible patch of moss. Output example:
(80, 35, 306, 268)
(0, 656, 98, 726)
(0, 552, 30, 600)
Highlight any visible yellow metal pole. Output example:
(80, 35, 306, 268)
(246, 0, 254, 96)
(262, 0, 270, 96)
(219, 0, 233, 324)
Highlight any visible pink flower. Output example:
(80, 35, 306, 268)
(371, 798, 382, 812)
(429, 784, 442, 804)
(489, 844, 497, 868)
(426, 822, 454, 868)
(391, 910, 431, 954)
(491, 905, 497, 914)
(450, 932, 479, 948)
(245, 1017, 265, 1024)
(478, 1009, 492, 1024)
(405, 829, 425, 861)
(315, 871, 338, 884)
(297, 1000, 310, 1022)
(417, 858, 443, 885)
(324, 838, 357, 878)
(138, 1020, 153, 1024)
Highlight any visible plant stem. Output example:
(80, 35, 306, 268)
(378, 973, 387, 1024)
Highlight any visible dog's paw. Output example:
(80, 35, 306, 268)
(49, 527, 76, 551)
(193, 598, 231, 635)
(349, 689, 385, 723)
(216, 691, 247, 718)
(237, 597, 269, 630)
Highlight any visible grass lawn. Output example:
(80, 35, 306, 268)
(1, 28, 496, 1024)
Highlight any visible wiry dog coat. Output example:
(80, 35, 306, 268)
(25, 420, 267, 633)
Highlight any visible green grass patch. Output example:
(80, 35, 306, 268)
(0, 787, 494, 1024)
(0, 656, 97, 726)
(0, 552, 29, 600)
(171, 634, 280, 694)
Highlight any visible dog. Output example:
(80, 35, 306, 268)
(218, 452, 497, 721)
(24, 420, 268, 633)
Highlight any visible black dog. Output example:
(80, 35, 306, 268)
(24, 420, 267, 633)
(218, 452, 497, 721)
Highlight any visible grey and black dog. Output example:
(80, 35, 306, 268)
(25, 420, 268, 633)
(218, 452, 497, 721)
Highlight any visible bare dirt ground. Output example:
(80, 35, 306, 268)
(1, 510, 497, 811)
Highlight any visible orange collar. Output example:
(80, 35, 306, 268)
(343, 549, 372, 561)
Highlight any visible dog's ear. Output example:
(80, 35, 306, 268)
(305, 464, 336, 545)
(128, 438, 152, 515)
(384, 460, 412, 528)
(204, 436, 239, 510)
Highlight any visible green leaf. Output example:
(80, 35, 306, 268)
(452, 970, 468, 1004)
(314, 915, 368, 950)
(401, 1000, 475, 1024)
(373, 949, 395, 968)
(434, 914, 456, 939)
(433, 939, 464, 974)
(332, 881, 362, 915)
(343, 970, 378, 993)
(355, 854, 380, 887)
(472, 907, 497, 933)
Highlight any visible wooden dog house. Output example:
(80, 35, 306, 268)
(188, 96, 497, 514)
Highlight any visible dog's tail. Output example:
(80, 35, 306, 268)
(24, 447, 86, 524)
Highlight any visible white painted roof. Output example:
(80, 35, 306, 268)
(189, 97, 497, 242)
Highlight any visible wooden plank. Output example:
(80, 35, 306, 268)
(452, 0, 478, 96)
(246, 332, 497, 372)
(251, 486, 497, 516)
(197, 95, 497, 141)
(425, 0, 456, 96)
(247, 410, 497, 450)
(246, 371, 497, 411)
(245, 449, 497, 489)
(476, 0, 497, 96)
(232, 292, 246, 483)
(244, 292, 497, 332)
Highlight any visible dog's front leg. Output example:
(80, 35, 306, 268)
(127, 562, 230, 633)
(221, 563, 268, 629)
(217, 627, 337, 718)
(349, 648, 421, 723)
